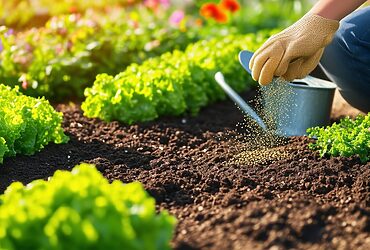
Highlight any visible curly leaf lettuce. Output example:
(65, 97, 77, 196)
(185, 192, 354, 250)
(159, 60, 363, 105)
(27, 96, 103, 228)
(0, 163, 176, 250)
(0, 84, 68, 163)
(82, 32, 271, 124)
(307, 113, 370, 162)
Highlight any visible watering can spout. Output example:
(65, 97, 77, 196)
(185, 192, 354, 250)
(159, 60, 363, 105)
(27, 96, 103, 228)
(214, 72, 267, 131)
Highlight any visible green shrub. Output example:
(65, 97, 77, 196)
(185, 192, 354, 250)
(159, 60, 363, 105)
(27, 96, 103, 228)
(0, 84, 68, 163)
(307, 113, 370, 162)
(0, 163, 176, 250)
(82, 32, 270, 124)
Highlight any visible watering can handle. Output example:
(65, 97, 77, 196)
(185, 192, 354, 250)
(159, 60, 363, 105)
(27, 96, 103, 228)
(239, 50, 253, 75)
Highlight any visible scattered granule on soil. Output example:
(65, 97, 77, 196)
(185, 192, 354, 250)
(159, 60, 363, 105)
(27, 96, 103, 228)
(230, 145, 291, 166)
(228, 78, 297, 165)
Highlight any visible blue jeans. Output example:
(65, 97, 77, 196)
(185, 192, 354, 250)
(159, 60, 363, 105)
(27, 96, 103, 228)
(320, 6, 370, 112)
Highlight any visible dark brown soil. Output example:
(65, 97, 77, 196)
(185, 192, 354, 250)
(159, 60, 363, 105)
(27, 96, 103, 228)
(0, 91, 369, 250)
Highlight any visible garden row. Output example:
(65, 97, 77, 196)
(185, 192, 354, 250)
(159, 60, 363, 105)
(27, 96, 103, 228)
(0, 85, 67, 163)
(81, 33, 271, 123)
(0, 163, 175, 249)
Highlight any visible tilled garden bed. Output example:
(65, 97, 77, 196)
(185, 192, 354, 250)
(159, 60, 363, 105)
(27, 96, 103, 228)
(0, 91, 369, 250)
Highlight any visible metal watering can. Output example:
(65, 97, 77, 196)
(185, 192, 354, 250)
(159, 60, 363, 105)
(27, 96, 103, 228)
(214, 50, 336, 136)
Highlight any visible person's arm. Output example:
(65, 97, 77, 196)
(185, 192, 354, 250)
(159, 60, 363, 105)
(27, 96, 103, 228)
(249, 0, 368, 85)
(309, 0, 367, 20)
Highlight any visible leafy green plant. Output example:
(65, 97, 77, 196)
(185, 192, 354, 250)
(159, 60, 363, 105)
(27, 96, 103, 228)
(81, 32, 271, 124)
(0, 8, 198, 100)
(0, 163, 176, 249)
(307, 113, 370, 162)
(0, 84, 68, 163)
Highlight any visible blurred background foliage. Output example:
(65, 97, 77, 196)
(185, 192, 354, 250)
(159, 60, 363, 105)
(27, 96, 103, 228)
(0, 0, 315, 100)
(0, 0, 313, 30)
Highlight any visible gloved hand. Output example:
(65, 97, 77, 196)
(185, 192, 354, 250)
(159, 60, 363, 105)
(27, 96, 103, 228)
(249, 14, 339, 85)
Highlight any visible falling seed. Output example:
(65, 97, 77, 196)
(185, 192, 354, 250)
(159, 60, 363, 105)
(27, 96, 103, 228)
(226, 78, 296, 166)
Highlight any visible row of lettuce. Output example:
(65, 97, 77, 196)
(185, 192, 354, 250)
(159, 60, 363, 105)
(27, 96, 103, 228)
(81, 33, 269, 123)
(0, 85, 68, 163)
(0, 163, 176, 249)
(307, 115, 370, 163)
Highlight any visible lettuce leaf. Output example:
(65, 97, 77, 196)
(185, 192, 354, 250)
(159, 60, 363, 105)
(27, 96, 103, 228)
(0, 84, 68, 163)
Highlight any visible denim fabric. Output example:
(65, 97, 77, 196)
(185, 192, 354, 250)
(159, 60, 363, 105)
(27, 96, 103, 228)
(320, 6, 370, 112)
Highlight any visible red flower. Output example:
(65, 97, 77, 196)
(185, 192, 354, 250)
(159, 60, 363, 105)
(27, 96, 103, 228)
(220, 0, 240, 13)
(69, 6, 78, 13)
(200, 3, 228, 23)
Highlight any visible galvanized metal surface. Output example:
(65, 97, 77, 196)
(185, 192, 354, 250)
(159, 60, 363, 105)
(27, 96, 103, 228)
(236, 49, 337, 136)
(263, 79, 336, 136)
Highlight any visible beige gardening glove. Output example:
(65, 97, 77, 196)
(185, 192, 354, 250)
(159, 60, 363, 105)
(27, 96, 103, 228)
(249, 14, 339, 85)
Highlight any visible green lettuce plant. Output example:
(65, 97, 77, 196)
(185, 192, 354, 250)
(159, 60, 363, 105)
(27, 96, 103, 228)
(307, 113, 370, 162)
(0, 163, 176, 249)
(82, 32, 270, 124)
(0, 84, 68, 163)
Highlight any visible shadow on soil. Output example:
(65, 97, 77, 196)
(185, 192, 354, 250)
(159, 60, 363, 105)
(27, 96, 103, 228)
(0, 134, 154, 193)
